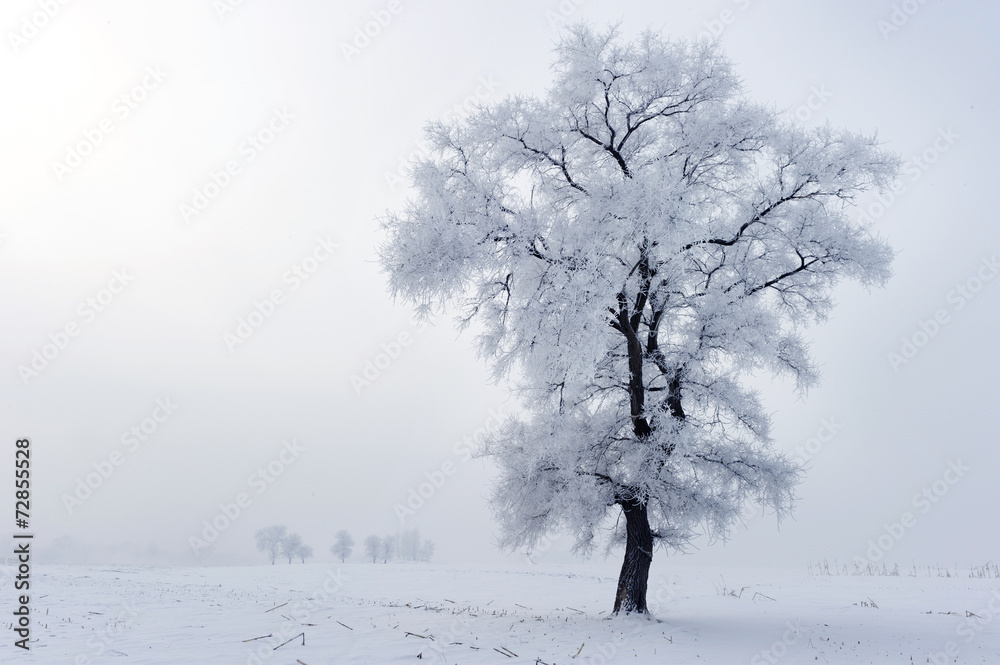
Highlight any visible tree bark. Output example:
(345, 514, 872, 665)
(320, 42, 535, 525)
(613, 498, 653, 614)
(611, 250, 657, 615)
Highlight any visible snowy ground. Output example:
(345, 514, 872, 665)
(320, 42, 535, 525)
(2, 562, 998, 664)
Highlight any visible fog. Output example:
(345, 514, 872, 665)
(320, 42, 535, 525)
(1, 0, 997, 571)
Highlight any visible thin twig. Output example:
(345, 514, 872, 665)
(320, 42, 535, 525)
(273, 632, 305, 650)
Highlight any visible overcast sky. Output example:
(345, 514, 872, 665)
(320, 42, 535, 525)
(1, 0, 997, 570)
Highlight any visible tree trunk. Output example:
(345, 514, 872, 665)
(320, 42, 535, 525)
(613, 498, 653, 614)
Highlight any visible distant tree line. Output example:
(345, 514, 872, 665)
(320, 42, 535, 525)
(254, 525, 313, 564)
(363, 529, 434, 563)
(254, 526, 433, 564)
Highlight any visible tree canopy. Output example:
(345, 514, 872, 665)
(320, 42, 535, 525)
(380, 24, 896, 612)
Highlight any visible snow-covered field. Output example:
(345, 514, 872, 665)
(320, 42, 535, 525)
(4, 562, 999, 664)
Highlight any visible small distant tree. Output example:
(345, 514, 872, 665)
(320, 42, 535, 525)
(255, 525, 286, 565)
(331, 530, 354, 563)
(281, 533, 304, 564)
(297, 544, 313, 564)
(394, 529, 435, 562)
(382, 535, 395, 564)
(364, 535, 381, 563)
(399, 530, 419, 560)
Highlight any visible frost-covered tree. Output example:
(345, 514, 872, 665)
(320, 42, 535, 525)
(379, 25, 896, 614)
(296, 544, 313, 564)
(418, 539, 435, 563)
(396, 529, 435, 561)
(364, 535, 381, 564)
(281, 532, 303, 564)
(331, 530, 354, 563)
(255, 525, 286, 565)
(375, 530, 436, 562)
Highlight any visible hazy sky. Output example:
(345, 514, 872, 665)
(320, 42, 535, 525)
(1, 0, 997, 570)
